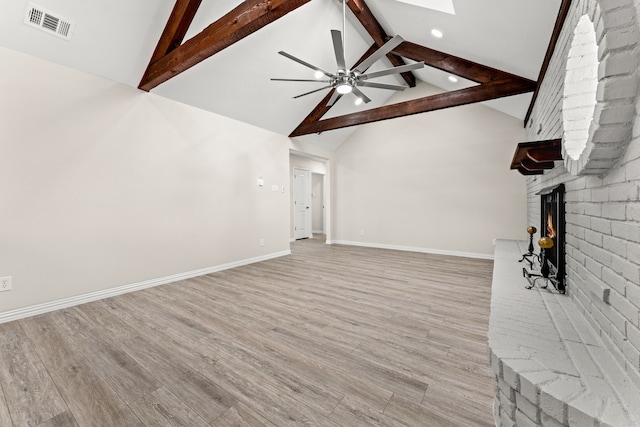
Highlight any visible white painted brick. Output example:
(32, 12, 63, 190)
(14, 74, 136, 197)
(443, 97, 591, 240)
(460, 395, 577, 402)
(627, 241, 640, 265)
(602, 266, 628, 295)
(498, 376, 515, 402)
(599, 400, 635, 427)
(591, 244, 613, 266)
(590, 301, 613, 335)
(582, 202, 602, 217)
(515, 409, 540, 427)
(540, 411, 566, 427)
(601, 5, 638, 29)
(516, 391, 540, 424)
(623, 336, 640, 370)
(519, 371, 558, 405)
(502, 362, 520, 391)
(584, 228, 603, 246)
(610, 290, 640, 324)
(567, 392, 601, 427)
(501, 409, 516, 427)
(539, 376, 584, 424)
(500, 390, 516, 420)
(599, 26, 640, 58)
(626, 157, 640, 180)
(591, 125, 632, 144)
(594, 292, 628, 333)
(608, 182, 640, 202)
(625, 362, 640, 393)
(586, 257, 603, 278)
(599, 0, 632, 12)
(590, 216, 612, 234)
(602, 235, 627, 258)
(603, 165, 627, 185)
(627, 283, 640, 309)
(611, 253, 640, 282)
(611, 221, 640, 243)
(601, 202, 626, 220)
(599, 51, 640, 78)
(627, 203, 640, 221)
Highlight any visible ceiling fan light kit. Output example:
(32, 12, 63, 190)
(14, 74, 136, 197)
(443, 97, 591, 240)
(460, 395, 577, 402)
(271, 0, 424, 107)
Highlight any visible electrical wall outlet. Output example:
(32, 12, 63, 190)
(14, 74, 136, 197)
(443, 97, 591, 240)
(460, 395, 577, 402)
(360, 229, 365, 236)
(0, 277, 11, 291)
(260, 239, 265, 247)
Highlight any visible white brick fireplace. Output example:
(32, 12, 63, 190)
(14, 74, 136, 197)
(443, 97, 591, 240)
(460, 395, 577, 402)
(489, 0, 640, 425)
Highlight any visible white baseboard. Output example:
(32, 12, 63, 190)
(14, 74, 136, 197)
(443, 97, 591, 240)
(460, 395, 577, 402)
(330, 240, 493, 260)
(312, 229, 324, 234)
(0, 250, 291, 324)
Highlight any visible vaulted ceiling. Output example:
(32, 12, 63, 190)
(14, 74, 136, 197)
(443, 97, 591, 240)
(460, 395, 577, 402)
(0, 0, 562, 150)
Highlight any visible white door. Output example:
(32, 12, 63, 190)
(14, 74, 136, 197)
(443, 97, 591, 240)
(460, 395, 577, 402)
(311, 173, 324, 233)
(293, 168, 310, 240)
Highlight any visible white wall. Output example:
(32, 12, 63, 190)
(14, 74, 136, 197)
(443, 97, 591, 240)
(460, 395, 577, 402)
(333, 82, 527, 257)
(0, 47, 292, 314)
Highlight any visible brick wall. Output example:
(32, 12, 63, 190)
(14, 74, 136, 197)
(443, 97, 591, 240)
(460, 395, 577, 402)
(526, 0, 640, 390)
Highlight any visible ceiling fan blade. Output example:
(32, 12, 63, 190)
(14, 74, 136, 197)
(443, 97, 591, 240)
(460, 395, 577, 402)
(359, 62, 424, 80)
(293, 85, 333, 99)
(359, 81, 407, 91)
(271, 78, 331, 82)
(327, 91, 342, 107)
(331, 30, 347, 71)
(278, 51, 334, 78)
(353, 35, 404, 74)
(351, 87, 372, 104)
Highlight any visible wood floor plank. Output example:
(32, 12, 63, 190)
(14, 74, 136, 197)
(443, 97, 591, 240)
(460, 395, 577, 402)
(36, 411, 79, 427)
(209, 353, 342, 427)
(120, 334, 236, 423)
(52, 309, 162, 405)
(383, 394, 463, 427)
(0, 236, 496, 426)
(212, 401, 278, 427)
(19, 316, 145, 427)
(127, 386, 210, 427)
(329, 396, 409, 427)
(0, 321, 68, 426)
(0, 369, 16, 427)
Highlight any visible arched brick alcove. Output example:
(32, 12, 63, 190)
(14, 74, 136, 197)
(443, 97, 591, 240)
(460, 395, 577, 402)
(561, 0, 640, 176)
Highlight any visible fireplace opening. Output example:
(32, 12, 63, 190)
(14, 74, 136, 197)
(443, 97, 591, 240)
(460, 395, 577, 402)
(539, 184, 565, 292)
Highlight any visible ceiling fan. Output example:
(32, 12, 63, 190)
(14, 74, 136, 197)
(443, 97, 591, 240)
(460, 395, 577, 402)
(271, 0, 424, 107)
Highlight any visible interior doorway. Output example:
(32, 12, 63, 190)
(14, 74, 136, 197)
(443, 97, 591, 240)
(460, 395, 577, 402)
(289, 151, 330, 243)
(293, 167, 310, 240)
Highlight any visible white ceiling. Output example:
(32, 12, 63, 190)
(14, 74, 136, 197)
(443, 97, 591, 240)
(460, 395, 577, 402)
(0, 0, 561, 150)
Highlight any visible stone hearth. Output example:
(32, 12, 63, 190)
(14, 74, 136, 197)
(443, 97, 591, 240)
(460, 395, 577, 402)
(489, 240, 640, 427)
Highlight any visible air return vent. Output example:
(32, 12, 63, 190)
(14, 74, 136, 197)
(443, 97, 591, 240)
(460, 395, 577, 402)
(24, 4, 74, 41)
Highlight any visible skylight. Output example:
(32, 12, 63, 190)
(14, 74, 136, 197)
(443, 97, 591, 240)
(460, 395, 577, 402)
(394, 0, 455, 15)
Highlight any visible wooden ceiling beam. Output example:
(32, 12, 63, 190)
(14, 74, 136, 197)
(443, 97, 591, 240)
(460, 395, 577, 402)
(392, 41, 536, 85)
(290, 78, 535, 136)
(139, 0, 310, 91)
(347, 0, 416, 87)
(147, 0, 203, 65)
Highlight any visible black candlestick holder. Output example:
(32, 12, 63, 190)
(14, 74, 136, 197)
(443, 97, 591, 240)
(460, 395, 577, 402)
(519, 226, 539, 269)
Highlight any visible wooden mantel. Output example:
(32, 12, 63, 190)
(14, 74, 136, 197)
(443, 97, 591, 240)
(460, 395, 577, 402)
(510, 139, 562, 175)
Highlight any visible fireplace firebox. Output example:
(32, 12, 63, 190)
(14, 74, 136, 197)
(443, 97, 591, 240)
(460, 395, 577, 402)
(522, 184, 565, 293)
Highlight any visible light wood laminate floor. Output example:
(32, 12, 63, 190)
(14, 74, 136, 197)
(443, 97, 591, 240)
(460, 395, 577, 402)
(0, 237, 495, 426)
